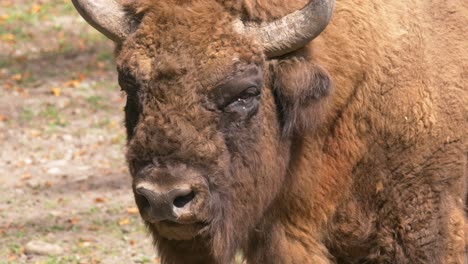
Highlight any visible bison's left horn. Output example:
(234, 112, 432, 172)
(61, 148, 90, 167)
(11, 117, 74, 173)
(72, 0, 132, 42)
(234, 0, 335, 58)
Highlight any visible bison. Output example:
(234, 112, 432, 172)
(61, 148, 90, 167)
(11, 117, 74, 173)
(72, 0, 468, 263)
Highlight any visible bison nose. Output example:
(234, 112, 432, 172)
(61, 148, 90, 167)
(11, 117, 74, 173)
(135, 184, 196, 222)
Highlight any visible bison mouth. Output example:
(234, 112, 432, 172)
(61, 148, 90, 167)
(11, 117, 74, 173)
(152, 220, 209, 240)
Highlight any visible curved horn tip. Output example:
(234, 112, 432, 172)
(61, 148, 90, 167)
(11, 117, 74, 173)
(238, 0, 335, 58)
(72, 0, 130, 42)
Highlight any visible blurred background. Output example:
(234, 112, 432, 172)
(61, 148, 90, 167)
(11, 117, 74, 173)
(0, 0, 157, 263)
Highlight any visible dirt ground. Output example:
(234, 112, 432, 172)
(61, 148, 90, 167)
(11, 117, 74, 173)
(0, 1, 157, 263)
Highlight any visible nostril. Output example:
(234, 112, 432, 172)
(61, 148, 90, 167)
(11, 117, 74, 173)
(138, 193, 150, 208)
(173, 191, 195, 208)
(135, 188, 152, 208)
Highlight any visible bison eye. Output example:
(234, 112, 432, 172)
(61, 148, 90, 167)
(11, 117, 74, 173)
(223, 86, 260, 113)
(212, 64, 263, 116)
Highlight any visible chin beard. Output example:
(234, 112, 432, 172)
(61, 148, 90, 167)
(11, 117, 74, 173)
(208, 190, 254, 263)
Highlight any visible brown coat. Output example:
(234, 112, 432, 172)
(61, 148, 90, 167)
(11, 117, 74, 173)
(109, 0, 468, 263)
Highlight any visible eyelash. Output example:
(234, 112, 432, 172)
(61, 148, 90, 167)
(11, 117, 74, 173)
(224, 87, 260, 111)
(238, 87, 260, 99)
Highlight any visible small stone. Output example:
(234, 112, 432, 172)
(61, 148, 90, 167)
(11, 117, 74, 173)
(14, 188, 25, 195)
(26, 180, 41, 189)
(76, 166, 91, 172)
(49, 210, 61, 217)
(47, 160, 67, 167)
(120, 225, 131, 234)
(62, 134, 73, 142)
(25, 240, 63, 256)
(47, 167, 62, 175)
(56, 98, 71, 109)
(74, 174, 90, 182)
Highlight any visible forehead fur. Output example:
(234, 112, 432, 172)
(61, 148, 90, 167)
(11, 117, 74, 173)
(117, 0, 264, 83)
(123, 0, 305, 20)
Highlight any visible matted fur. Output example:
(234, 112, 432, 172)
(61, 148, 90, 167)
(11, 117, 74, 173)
(107, 0, 467, 263)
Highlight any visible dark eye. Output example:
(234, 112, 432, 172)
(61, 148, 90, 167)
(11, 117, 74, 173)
(224, 86, 260, 113)
(213, 64, 263, 114)
(237, 86, 260, 100)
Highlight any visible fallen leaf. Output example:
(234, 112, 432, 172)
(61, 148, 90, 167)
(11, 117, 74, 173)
(0, 115, 8, 122)
(78, 241, 91, 248)
(10, 73, 22, 81)
(88, 225, 99, 231)
(1, 33, 15, 43)
(129, 240, 135, 246)
(29, 129, 41, 137)
(111, 136, 121, 144)
(50, 87, 61, 97)
(31, 4, 41, 14)
(94, 197, 105, 203)
(2, 83, 13, 90)
(14, 55, 27, 62)
(63, 79, 81, 88)
(20, 174, 31, 181)
(96, 61, 106, 69)
(45, 181, 53, 187)
(78, 39, 87, 50)
(73, 149, 86, 157)
(118, 218, 130, 226)
(79, 237, 94, 242)
(0, 14, 9, 23)
(126, 207, 139, 215)
(77, 73, 86, 81)
(68, 217, 80, 225)
(108, 120, 118, 128)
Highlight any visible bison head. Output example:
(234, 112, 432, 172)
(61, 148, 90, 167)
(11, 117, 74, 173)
(73, 0, 334, 261)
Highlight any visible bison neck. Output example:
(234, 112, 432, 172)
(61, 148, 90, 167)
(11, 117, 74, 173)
(247, 0, 467, 262)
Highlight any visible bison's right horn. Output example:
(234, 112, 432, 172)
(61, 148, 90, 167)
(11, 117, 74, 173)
(72, 0, 132, 42)
(234, 0, 335, 58)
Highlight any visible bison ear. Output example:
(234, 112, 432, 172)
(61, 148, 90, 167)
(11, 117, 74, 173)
(273, 58, 333, 137)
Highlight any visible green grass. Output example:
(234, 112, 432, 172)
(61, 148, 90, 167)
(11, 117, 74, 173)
(0, 57, 9, 68)
(93, 118, 111, 128)
(0, 1, 76, 26)
(20, 107, 34, 122)
(135, 256, 152, 264)
(85, 95, 104, 110)
(0, 27, 31, 41)
(15, 230, 26, 239)
(97, 50, 113, 62)
(86, 206, 99, 215)
(42, 255, 81, 264)
(43, 199, 59, 209)
(39, 105, 68, 127)
(49, 225, 66, 232)
(9, 243, 22, 255)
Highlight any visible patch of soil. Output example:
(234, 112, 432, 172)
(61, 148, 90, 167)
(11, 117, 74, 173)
(0, 1, 156, 263)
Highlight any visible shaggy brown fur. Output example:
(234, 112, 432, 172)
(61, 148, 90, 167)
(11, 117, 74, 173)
(109, 0, 468, 263)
